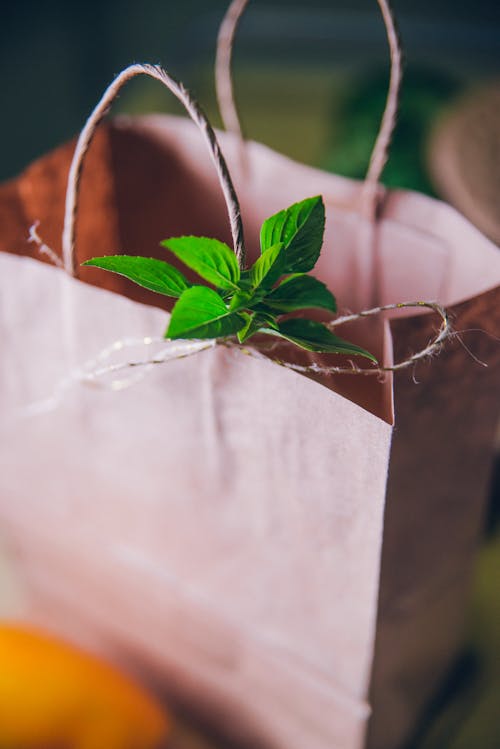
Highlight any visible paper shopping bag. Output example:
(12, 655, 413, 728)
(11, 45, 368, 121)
(2, 108, 499, 749)
(1, 5, 500, 749)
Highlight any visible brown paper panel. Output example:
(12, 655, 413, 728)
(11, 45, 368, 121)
(368, 286, 500, 749)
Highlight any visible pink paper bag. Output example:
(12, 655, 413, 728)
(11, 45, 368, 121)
(0, 5, 499, 749)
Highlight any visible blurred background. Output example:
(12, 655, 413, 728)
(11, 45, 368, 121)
(1, 0, 499, 239)
(0, 1, 498, 198)
(1, 1, 499, 748)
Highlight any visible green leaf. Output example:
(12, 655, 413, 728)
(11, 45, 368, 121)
(263, 318, 377, 361)
(265, 274, 337, 313)
(162, 236, 240, 290)
(235, 271, 253, 291)
(228, 290, 254, 312)
(260, 196, 325, 273)
(249, 242, 285, 290)
(166, 286, 246, 340)
(82, 255, 191, 298)
(237, 312, 278, 343)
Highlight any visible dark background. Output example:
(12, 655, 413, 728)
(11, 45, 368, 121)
(1, 0, 499, 181)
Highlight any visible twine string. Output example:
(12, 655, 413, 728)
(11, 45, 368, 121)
(4, 339, 216, 429)
(62, 63, 245, 278)
(216, 0, 249, 143)
(360, 0, 403, 220)
(215, 0, 403, 219)
(291, 301, 450, 376)
(21, 301, 453, 415)
(215, 0, 250, 175)
(28, 221, 63, 268)
(29, 229, 453, 381)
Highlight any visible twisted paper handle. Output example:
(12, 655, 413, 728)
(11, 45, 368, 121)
(215, 0, 403, 220)
(62, 63, 246, 277)
(361, 0, 403, 219)
(213, 0, 444, 375)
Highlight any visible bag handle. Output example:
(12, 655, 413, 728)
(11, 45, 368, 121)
(215, 0, 403, 221)
(62, 64, 246, 278)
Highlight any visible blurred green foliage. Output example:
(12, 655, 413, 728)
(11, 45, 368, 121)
(324, 69, 460, 195)
(415, 529, 500, 749)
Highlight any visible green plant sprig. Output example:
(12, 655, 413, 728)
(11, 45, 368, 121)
(83, 196, 376, 362)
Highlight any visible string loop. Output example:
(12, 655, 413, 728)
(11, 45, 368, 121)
(215, 0, 403, 219)
(62, 63, 246, 278)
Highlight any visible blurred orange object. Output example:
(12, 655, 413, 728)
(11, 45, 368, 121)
(0, 622, 170, 749)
